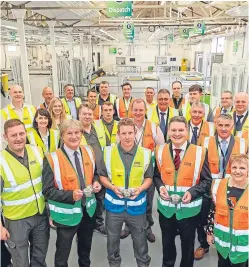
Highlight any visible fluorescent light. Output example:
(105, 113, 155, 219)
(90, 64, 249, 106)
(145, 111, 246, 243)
(99, 29, 119, 42)
(94, 34, 110, 42)
(2, 25, 18, 30)
(160, 1, 165, 5)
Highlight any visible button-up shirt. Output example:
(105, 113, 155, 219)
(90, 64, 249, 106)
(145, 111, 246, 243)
(235, 110, 248, 122)
(189, 122, 202, 142)
(124, 97, 131, 110)
(158, 107, 168, 125)
(172, 141, 188, 161)
(217, 136, 231, 156)
(39, 130, 49, 151)
(66, 98, 77, 120)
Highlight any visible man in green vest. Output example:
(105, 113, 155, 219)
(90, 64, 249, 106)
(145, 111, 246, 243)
(1, 119, 49, 267)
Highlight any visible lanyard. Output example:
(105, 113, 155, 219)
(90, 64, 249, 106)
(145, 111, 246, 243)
(218, 141, 229, 171)
(135, 125, 146, 145)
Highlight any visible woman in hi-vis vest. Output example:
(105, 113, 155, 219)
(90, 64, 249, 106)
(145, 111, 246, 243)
(207, 154, 249, 267)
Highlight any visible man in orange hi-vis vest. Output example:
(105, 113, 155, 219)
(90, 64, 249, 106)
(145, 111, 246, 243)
(37, 86, 54, 110)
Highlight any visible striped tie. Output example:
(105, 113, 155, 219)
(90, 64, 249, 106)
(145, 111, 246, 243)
(174, 149, 182, 171)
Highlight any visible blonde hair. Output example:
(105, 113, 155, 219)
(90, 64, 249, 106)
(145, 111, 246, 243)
(60, 119, 83, 136)
(230, 154, 249, 166)
(48, 97, 67, 129)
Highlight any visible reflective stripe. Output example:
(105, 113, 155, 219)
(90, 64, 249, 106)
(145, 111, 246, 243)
(158, 196, 202, 208)
(84, 145, 95, 175)
(29, 145, 43, 167)
(49, 204, 81, 214)
(4, 107, 11, 120)
(143, 149, 151, 173)
(158, 196, 176, 207)
(104, 146, 112, 180)
(204, 136, 210, 149)
(26, 106, 34, 122)
(50, 152, 63, 190)
(0, 155, 17, 186)
(231, 245, 249, 253)
(215, 236, 230, 248)
(3, 192, 42, 206)
(240, 138, 246, 153)
(165, 185, 191, 192)
(28, 131, 36, 145)
(211, 173, 220, 179)
(208, 122, 215, 136)
(193, 146, 203, 185)
(116, 98, 120, 118)
(182, 104, 187, 117)
(24, 124, 32, 129)
(127, 195, 146, 206)
(173, 108, 178, 116)
(105, 192, 125, 205)
(215, 223, 249, 236)
(86, 198, 96, 208)
(237, 131, 243, 137)
(94, 120, 101, 127)
(3, 176, 42, 193)
(151, 122, 157, 140)
(53, 130, 60, 149)
(204, 103, 209, 120)
(212, 179, 221, 203)
(157, 144, 165, 168)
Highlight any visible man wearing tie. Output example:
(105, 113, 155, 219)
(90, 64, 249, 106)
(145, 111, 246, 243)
(196, 114, 248, 261)
(154, 116, 212, 267)
(42, 119, 102, 267)
(233, 92, 249, 140)
(150, 89, 179, 142)
(213, 91, 234, 121)
(188, 102, 215, 146)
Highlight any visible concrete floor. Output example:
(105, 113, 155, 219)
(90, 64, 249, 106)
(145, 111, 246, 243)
(46, 195, 218, 267)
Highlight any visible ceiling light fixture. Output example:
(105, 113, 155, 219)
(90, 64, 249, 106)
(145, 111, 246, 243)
(147, 28, 161, 42)
(99, 29, 119, 42)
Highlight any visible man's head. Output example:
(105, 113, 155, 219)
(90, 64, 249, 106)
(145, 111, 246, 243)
(172, 81, 182, 98)
(121, 82, 132, 100)
(190, 102, 205, 126)
(235, 92, 248, 115)
(78, 104, 93, 127)
(99, 81, 110, 97)
(188, 84, 202, 104)
(168, 116, 188, 147)
(60, 119, 82, 150)
(87, 89, 98, 106)
(157, 89, 170, 112)
(132, 99, 147, 123)
(102, 102, 114, 122)
(145, 87, 155, 104)
(221, 91, 233, 109)
(64, 84, 75, 100)
(117, 118, 135, 149)
(10, 85, 24, 104)
(215, 114, 234, 140)
(42, 87, 54, 105)
(4, 119, 26, 153)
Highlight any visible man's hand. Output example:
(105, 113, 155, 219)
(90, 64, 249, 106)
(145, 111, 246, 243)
(92, 181, 102, 193)
(111, 185, 123, 198)
(182, 191, 192, 204)
(159, 186, 170, 201)
(129, 187, 141, 200)
(1, 226, 10, 241)
(73, 189, 83, 201)
(207, 234, 214, 246)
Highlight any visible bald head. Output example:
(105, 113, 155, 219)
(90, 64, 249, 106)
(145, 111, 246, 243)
(235, 92, 249, 115)
(42, 87, 54, 105)
(10, 85, 24, 104)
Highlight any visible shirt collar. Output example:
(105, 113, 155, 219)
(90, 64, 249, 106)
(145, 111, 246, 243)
(236, 110, 248, 117)
(38, 129, 49, 138)
(172, 141, 188, 152)
(190, 121, 202, 130)
(135, 119, 146, 130)
(63, 144, 80, 157)
(66, 97, 74, 102)
(218, 136, 231, 144)
(158, 107, 168, 114)
(102, 118, 114, 126)
(123, 97, 131, 103)
(10, 102, 27, 110)
(118, 143, 137, 155)
(222, 106, 232, 112)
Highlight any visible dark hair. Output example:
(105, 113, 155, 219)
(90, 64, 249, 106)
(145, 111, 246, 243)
(64, 84, 75, 91)
(101, 101, 114, 111)
(172, 81, 182, 88)
(33, 109, 52, 130)
(189, 84, 203, 93)
(158, 89, 170, 96)
(121, 82, 132, 90)
(100, 81, 109, 86)
(169, 116, 188, 129)
(146, 87, 154, 91)
(4, 119, 25, 134)
(87, 88, 98, 96)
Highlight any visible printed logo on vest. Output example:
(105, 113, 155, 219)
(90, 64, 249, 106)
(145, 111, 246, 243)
(184, 162, 191, 166)
(30, 160, 36, 165)
(85, 162, 90, 166)
(240, 205, 248, 211)
(133, 161, 142, 167)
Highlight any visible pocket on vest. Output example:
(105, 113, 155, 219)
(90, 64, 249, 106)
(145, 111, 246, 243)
(65, 175, 78, 190)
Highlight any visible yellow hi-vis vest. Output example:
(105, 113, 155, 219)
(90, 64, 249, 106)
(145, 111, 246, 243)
(80, 124, 106, 147)
(27, 128, 60, 153)
(182, 102, 210, 121)
(103, 144, 151, 215)
(1, 104, 36, 129)
(96, 94, 117, 105)
(0, 145, 45, 220)
(150, 106, 179, 125)
(61, 97, 82, 116)
(94, 119, 118, 144)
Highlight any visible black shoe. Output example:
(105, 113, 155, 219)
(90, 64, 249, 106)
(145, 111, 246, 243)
(120, 229, 130, 239)
(146, 232, 156, 243)
(94, 226, 107, 236)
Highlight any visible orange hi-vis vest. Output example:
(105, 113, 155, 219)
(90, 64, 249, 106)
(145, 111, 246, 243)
(141, 120, 157, 151)
(188, 121, 215, 146)
(204, 136, 247, 179)
(37, 103, 48, 110)
(116, 97, 135, 118)
(46, 145, 97, 226)
(93, 104, 101, 120)
(213, 106, 235, 122)
(156, 143, 206, 220)
(212, 178, 249, 264)
(169, 97, 185, 110)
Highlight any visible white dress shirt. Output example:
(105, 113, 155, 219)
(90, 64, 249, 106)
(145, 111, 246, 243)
(189, 122, 202, 142)
(172, 141, 188, 161)
(158, 108, 168, 125)
(235, 110, 248, 122)
(124, 97, 131, 110)
(217, 136, 231, 156)
(39, 130, 49, 151)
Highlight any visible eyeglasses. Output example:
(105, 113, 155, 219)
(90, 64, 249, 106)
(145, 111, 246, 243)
(158, 98, 169, 102)
(221, 97, 232, 100)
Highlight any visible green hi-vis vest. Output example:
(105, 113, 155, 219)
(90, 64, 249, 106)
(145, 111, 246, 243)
(27, 128, 60, 153)
(47, 145, 96, 226)
(1, 145, 45, 220)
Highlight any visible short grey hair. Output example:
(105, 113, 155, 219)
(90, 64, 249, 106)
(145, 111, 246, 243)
(131, 98, 147, 110)
(216, 114, 233, 121)
(60, 119, 83, 136)
(190, 101, 205, 112)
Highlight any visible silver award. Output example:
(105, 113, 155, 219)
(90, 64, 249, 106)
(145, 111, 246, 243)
(170, 194, 182, 205)
(83, 185, 93, 197)
(122, 189, 134, 198)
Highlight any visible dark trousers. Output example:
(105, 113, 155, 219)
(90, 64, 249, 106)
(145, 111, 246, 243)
(196, 195, 211, 249)
(1, 216, 11, 267)
(95, 186, 105, 229)
(217, 252, 248, 267)
(159, 212, 198, 267)
(55, 208, 96, 267)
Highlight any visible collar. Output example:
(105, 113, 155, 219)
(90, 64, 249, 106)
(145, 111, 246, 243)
(99, 94, 110, 101)
(102, 119, 114, 126)
(38, 129, 49, 138)
(135, 119, 146, 130)
(10, 102, 27, 110)
(172, 141, 188, 152)
(118, 143, 137, 155)
(158, 107, 168, 114)
(190, 121, 202, 130)
(5, 146, 27, 159)
(146, 99, 157, 106)
(218, 136, 231, 144)
(236, 110, 248, 117)
(66, 97, 74, 102)
(63, 144, 80, 157)
(123, 97, 131, 102)
(222, 106, 232, 112)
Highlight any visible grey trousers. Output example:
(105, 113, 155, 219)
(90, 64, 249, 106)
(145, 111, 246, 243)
(4, 212, 50, 267)
(106, 211, 151, 267)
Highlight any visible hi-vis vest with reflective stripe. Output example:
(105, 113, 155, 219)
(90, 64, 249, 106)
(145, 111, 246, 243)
(97, 93, 117, 105)
(188, 121, 215, 146)
(212, 178, 249, 264)
(103, 145, 151, 215)
(156, 143, 206, 220)
(46, 145, 96, 226)
(116, 97, 135, 118)
(94, 119, 118, 145)
(169, 97, 185, 110)
(213, 107, 234, 122)
(1, 145, 45, 220)
(61, 97, 82, 116)
(27, 128, 60, 153)
(182, 102, 210, 121)
(204, 136, 246, 179)
(150, 107, 179, 126)
(93, 105, 101, 120)
(233, 114, 249, 140)
(1, 104, 36, 129)
(146, 100, 157, 120)
(80, 124, 106, 147)
(141, 120, 157, 151)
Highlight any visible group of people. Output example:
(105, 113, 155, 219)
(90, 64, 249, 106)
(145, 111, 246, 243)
(0, 80, 248, 267)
